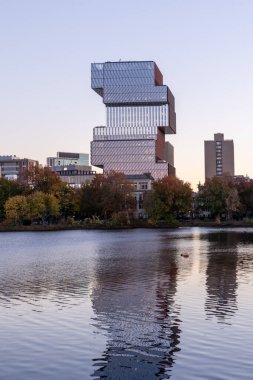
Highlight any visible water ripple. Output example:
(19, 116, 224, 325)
(0, 229, 253, 379)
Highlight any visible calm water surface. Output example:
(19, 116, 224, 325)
(0, 227, 253, 379)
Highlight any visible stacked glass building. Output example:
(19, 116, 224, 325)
(91, 61, 176, 179)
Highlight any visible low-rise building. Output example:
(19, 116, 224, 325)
(49, 164, 96, 188)
(0, 155, 38, 181)
(47, 151, 96, 187)
(127, 173, 154, 218)
(47, 152, 89, 167)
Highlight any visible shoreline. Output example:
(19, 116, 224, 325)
(0, 220, 253, 232)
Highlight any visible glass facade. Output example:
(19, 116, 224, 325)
(103, 85, 168, 104)
(93, 126, 157, 141)
(91, 61, 176, 179)
(106, 105, 169, 128)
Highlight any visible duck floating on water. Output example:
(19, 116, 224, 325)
(181, 252, 190, 258)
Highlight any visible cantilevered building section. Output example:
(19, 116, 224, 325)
(90, 61, 176, 179)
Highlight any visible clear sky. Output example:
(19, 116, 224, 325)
(1, 0, 253, 189)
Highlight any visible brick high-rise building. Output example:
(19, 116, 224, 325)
(204, 133, 234, 179)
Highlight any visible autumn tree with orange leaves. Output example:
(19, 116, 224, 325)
(79, 171, 135, 220)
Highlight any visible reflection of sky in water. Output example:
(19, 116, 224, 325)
(0, 228, 253, 379)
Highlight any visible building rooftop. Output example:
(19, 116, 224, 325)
(126, 173, 154, 180)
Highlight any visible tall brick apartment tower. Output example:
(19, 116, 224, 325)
(205, 133, 234, 179)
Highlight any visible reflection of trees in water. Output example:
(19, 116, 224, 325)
(91, 245, 181, 380)
(0, 261, 91, 308)
(204, 232, 239, 323)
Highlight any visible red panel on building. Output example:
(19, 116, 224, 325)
(154, 63, 163, 85)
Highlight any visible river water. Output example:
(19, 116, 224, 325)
(0, 227, 253, 380)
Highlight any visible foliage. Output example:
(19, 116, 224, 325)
(98, 171, 135, 218)
(4, 195, 30, 224)
(243, 217, 253, 225)
(42, 193, 60, 222)
(111, 211, 130, 226)
(4, 192, 60, 225)
(144, 176, 192, 221)
(58, 186, 80, 220)
(0, 178, 23, 220)
(21, 166, 63, 194)
(79, 179, 103, 219)
(143, 192, 166, 223)
(79, 171, 135, 220)
(197, 176, 240, 220)
(235, 179, 253, 216)
(27, 191, 46, 220)
(6, 163, 253, 225)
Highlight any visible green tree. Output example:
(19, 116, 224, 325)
(5, 192, 60, 225)
(143, 192, 166, 223)
(197, 176, 239, 221)
(43, 193, 60, 223)
(144, 176, 192, 222)
(0, 178, 23, 220)
(79, 180, 103, 219)
(58, 186, 80, 221)
(27, 191, 47, 221)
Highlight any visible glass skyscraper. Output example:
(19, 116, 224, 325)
(91, 61, 176, 179)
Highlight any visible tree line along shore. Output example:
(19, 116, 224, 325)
(1, 167, 253, 230)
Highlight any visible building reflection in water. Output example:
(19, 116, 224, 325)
(204, 231, 239, 324)
(90, 244, 181, 379)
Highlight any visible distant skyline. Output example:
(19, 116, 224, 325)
(1, 0, 253, 189)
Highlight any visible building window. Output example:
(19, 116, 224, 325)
(139, 182, 148, 190)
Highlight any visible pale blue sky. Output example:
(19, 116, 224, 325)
(1, 0, 253, 188)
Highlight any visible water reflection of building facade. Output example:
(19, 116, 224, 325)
(204, 232, 239, 323)
(90, 243, 181, 379)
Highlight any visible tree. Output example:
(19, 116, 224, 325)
(58, 186, 80, 220)
(43, 193, 60, 223)
(197, 176, 239, 221)
(27, 191, 47, 222)
(143, 192, 166, 223)
(79, 171, 135, 220)
(99, 172, 135, 219)
(4, 195, 30, 224)
(144, 176, 192, 222)
(5, 192, 60, 225)
(0, 178, 23, 220)
(21, 166, 63, 194)
(235, 179, 253, 217)
(79, 181, 103, 219)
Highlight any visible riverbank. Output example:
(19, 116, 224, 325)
(0, 219, 253, 232)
